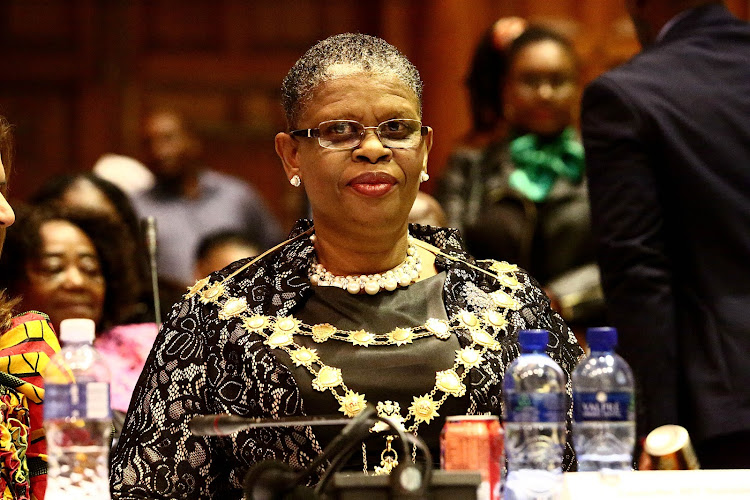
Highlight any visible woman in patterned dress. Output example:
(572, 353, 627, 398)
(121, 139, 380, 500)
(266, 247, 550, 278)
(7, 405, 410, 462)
(0, 115, 61, 500)
(110, 34, 583, 499)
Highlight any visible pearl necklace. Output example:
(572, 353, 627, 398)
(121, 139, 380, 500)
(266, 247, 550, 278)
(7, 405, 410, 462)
(308, 236, 422, 295)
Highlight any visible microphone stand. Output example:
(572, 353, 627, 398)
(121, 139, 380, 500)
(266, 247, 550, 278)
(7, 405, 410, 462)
(142, 216, 161, 325)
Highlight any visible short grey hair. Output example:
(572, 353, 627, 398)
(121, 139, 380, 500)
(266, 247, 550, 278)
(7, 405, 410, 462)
(281, 33, 424, 129)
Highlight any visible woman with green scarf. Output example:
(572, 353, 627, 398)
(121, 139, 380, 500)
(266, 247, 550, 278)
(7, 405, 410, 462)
(437, 23, 602, 330)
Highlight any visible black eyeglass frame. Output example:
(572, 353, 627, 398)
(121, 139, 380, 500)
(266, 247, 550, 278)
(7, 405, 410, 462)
(289, 119, 430, 150)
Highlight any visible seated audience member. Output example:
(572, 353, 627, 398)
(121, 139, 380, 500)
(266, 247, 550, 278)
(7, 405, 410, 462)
(437, 22, 603, 330)
(0, 115, 61, 499)
(194, 230, 262, 281)
(131, 108, 283, 287)
(110, 33, 582, 499)
(0, 205, 158, 416)
(30, 172, 186, 322)
(409, 191, 448, 227)
(31, 172, 158, 322)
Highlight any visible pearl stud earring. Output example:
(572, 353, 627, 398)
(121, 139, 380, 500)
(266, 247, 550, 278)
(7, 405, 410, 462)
(290, 175, 301, 187)
(420, 171, 430, 183)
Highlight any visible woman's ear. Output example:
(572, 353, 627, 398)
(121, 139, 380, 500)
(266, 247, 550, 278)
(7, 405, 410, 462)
(422, 127, 434, 170)
(275, 132, 301, 182)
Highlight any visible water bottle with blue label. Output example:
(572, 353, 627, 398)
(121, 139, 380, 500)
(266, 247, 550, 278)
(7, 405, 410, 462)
(503, 329, 567, 500)
(572, 326, 635, 471)
(44, 318, 112, 499)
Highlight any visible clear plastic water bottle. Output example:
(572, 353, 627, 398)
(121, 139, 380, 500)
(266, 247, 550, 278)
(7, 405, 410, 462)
(572, 327, 635, 472)
(44, 318, 112, 499)
(503, 329, 566, 500)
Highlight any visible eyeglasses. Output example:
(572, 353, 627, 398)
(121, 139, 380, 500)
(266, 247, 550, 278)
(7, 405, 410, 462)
(290, 119, 429, 150)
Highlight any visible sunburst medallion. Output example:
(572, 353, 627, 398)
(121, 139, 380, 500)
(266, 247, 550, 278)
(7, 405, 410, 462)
(243, 315, 269, 332)
(339, 391, 368, 417)
(455, 347, 484, 368)
(349, 330, 374, 346)
(290, 347, 319, 367)
(199, 282, 225, 304)
(410, 394, 439, 424)
(388, 328, 413, 346)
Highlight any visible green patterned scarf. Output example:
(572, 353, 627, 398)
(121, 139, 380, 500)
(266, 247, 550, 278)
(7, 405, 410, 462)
(508, 127, 585, 202)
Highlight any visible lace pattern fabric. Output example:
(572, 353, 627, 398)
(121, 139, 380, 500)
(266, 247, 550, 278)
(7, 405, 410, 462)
(110, 220, 583, 499)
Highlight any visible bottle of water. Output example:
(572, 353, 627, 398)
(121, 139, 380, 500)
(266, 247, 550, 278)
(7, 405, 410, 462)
(44, 318, 112, 499)
(503, 329, 566, 500)
(572, 327, 635, 472)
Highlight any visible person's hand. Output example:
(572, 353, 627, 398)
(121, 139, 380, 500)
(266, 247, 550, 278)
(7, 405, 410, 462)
(491, 17, 527, 50)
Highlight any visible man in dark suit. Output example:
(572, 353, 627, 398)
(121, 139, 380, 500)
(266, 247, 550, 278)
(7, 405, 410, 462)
(581, 0, 750, 467)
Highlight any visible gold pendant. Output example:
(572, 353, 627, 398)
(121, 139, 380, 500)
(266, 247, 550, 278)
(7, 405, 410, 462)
(374, 435, 399, 476)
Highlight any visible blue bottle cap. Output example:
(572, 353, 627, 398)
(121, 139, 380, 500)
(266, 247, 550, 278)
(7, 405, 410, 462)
(518, 329, 548, 352)
(586, 327, 618, 351)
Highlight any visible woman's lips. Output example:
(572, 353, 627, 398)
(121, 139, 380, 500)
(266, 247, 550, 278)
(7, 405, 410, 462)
(348, 172, 397, 197)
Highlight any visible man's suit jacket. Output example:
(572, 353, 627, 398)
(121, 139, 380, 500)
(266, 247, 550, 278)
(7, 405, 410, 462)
(581, 3, 750, 444)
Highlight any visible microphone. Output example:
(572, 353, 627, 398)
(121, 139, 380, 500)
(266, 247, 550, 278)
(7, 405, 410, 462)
(238, 408, 377, 500)
(142, 216, 161, 324)
(190, 407, 432, 500)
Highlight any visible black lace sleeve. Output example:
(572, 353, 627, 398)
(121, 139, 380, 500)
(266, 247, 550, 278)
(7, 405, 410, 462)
(110, 298, 227, 499)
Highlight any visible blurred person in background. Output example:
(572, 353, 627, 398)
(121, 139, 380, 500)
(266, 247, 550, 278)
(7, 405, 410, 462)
(437, 22, 603, 333)
(132, 109, 283, 287)
(408, 191, 448, 227)
(92, 153, 154, 195)
(110, 33, 582, 498)
(193, 229, 262, 281)
(31, 172, 179, 323)
(0, 115, 60, 499)
(582, 0, 750, 467)
(0, 205, 158, 422)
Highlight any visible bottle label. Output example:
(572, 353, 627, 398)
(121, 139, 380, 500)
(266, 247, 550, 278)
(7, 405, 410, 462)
(505, 392, 565, 423)
(45, 382, 112, 420)
(573, 391, 633, 422)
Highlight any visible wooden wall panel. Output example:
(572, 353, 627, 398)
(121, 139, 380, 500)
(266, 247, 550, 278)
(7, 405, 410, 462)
(0, 0, 747, 227)
(5, 1, 77, 49)
(0, 89, 75, 200)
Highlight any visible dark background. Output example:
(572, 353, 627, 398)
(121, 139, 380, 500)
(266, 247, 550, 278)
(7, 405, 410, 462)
(1, 0, 748, 231)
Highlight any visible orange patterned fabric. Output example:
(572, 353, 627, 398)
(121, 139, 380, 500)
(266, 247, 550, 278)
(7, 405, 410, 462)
(0, 312, 60, 499)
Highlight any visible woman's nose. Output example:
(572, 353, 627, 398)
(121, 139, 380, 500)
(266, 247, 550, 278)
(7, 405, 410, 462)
(0, 193, 15, 228)
(61, 266, 87, 287)
(538, 82, 555, 100)
(354, 131, 392, 164)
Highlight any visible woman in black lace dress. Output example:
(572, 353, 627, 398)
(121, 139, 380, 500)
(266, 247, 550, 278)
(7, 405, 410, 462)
(110, 33, 583, 499)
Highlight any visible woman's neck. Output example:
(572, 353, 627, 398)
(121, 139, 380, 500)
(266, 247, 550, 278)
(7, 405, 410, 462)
(311, 226, 410, 277)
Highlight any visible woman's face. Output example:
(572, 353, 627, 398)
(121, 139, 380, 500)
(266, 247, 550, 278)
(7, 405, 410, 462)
(0, 153, 16, 255)
(277, 74, 432, 237)
(22, 220, 105, 330)
(503, 39, 578, 137)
